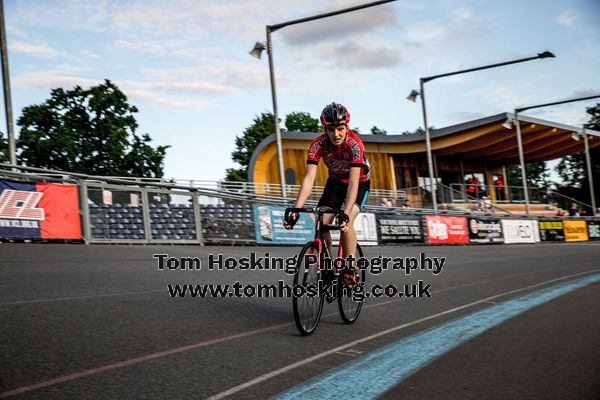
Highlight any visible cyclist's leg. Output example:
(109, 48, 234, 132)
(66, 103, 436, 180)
(317, 178, 344, 258)
(341, 204, 361, 258)
(341, 180, 369, 259)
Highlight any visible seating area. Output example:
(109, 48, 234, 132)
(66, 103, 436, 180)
(89, 203, 197, 240)
(88, 202, 255, 242)
(200, 203, 255, 242)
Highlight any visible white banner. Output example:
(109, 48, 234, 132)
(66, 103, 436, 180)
(501, 219, 540, 243)
(331, 212, 378, 246)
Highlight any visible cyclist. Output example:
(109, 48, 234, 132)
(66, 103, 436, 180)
(283, 102, 370, 281)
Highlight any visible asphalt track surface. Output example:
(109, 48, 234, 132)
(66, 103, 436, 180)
(1, 242, 599, 399)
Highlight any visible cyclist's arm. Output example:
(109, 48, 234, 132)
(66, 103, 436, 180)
(343, 166, 361, 216)
(294, 163, 318, 208)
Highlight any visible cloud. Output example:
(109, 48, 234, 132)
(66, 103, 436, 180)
(10, 41, 59, 58)
(446, 111, 486, 122)
(561, 89, 600, 100)
(11, 58, 267, 111)
(556, 10, 578, 28)
(315, 40, 401, 69)
(280, 3, 398, 46)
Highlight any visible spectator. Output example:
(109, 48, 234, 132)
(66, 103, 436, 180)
(478, 196, 492, 212)
(493, 175, 505, 200)
(380, 197, 392, 207)
(568, 203, 579, 217)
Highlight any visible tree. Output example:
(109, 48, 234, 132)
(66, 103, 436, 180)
(401, 126, 433, 135)
(0, 134, 7, 163)
(370, 126, 387, 135)
(285, 112, 320, 132)
(507, 162, 550, 189)
(226, 112, 276, 181)
(17, 80, 169, 177)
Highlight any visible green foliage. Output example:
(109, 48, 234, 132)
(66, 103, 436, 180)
(17, 79, 169, 178)
(401, 126, 433, 135)
(507, 162, 550, 189)
(0, 134, 7, 163)
(285, 112, 320, 132)
(227, 112, 276, 181)
(224, 167, 246, 182)
(370, 126, 387, 135)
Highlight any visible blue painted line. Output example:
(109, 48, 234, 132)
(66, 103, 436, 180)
(274, 273, 600, 400)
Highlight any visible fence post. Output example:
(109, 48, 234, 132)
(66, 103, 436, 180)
(78, 179, 91, 245)
(192, 190, 204, 246)
(141, 187, 152, 244)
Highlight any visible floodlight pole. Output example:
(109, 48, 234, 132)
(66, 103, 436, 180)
(418, 80, 437, 211)
(0, 0, 15, 166)
(513, 111, 530, 215)
(260, 0, 398, 198)
(265, 27, 287, 198)
(413, 51, 556, 212)
(514, 93, 600, 216)
(582, 127, 597, 215)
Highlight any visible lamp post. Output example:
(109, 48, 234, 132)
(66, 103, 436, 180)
(250, 0, 397, 198)
(408, 51, 556, 211)
(581, 127, 597, 215)
(506, 93, 600, 215)
(0, 0, 15, 167)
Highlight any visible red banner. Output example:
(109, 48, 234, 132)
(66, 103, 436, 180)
(425, 216, 468, 244)
(0, 179, 81, 239)
(37, 183, 81, 239)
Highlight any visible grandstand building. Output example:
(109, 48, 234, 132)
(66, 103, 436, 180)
(249, 112, 600, 213)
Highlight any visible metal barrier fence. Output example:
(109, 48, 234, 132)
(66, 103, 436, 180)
(2, 164, 599, 246)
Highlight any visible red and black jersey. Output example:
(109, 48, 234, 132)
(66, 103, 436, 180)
(306, 130, 370, 183)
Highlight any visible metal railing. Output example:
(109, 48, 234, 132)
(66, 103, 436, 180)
(448, 183, 593, 214)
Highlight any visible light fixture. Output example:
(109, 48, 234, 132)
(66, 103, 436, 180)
(502, 118, 513, 130)
(530, 124, 536, 128)
(406, 89, 420, 103)
(538, 51, 556, 59)
(552, 128, 557, 132)
(571, 132, 581, 141)
(249, 42, 266, 59)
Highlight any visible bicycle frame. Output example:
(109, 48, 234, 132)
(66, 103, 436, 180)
(285, 207, 345, 273)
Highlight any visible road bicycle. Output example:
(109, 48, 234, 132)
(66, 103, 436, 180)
(284, 206, 365, 335)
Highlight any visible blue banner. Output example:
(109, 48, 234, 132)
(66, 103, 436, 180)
(0, 180, 42, 238)
(253, 204, 315, 245)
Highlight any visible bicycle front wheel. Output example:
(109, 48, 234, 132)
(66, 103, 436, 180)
(338, 243, 365, 324)
(293, 241, 325, 335)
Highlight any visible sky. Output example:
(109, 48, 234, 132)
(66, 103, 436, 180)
(2, 0, 600, 182)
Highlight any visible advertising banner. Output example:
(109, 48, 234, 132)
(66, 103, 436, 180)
(376, 214, 423, 244)
(538, 220, 565, 242)
(563, 220, 589, 242)
(425, 216, 468, 244)
(468, 217, 503, 244)
(253, 204, 315, 245)
(501, 219, 540, 243)
(587, 220, 600, 240)
(331, 213, 378, 246)
(0, 179, 81, 239)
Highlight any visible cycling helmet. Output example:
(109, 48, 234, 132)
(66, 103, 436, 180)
(320, 102, 350, 127)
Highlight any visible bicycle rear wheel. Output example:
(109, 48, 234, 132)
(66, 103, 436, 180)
(293, 242, 325, 335)
(338, 243, 365, 324)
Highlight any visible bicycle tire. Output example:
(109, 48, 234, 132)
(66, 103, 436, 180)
(337, 243, 365, 324)
(293, 241, 325, 335)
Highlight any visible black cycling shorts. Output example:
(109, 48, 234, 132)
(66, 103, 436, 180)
(317, 179, 370, 211)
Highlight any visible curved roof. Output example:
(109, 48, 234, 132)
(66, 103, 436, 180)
(249, 112, 600, 181)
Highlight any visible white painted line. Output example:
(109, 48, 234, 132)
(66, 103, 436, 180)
(206, 269, 600, 400)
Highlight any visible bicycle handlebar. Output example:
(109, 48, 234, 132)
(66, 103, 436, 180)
(284, 207, 347, 229)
